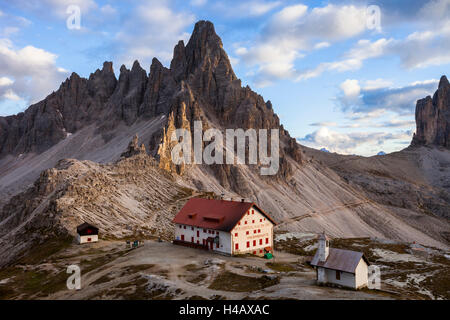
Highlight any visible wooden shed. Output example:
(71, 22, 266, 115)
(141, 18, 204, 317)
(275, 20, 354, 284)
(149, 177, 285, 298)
(76, 222, 99, 244)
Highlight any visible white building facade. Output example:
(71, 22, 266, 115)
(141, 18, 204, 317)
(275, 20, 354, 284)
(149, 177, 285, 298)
(76, 233, 99, 244)
(230, 206, 274, 256)
(173, 198, 275, 256)
(174, 224, 232, 255)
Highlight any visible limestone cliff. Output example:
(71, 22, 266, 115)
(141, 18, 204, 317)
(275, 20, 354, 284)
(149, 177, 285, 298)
(412, 75, 450, 148)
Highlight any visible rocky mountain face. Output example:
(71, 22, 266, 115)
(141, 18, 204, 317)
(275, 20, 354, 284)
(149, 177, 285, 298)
(153, 21, 302, 177)
(0, 21, 302, 181)
(412, 76, 450, 148)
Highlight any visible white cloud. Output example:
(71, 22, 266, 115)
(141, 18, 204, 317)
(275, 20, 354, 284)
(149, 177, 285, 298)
(114, 1, 195, 67)
(217, 1, 282, 18)
(363, 78, 394, 90)
(245, 1, 281, 16)
(310, 116, 415, 130)
(3, 89, 21, 101)
(346, 109, 387, 121)
(272, 4, 307, 24)
(297, 19, 450, 81)
(12, 0, 98, 18)
(314, 42, 330, 50)
(300, 4, 368, 40)
(0, 77, 14, 87)
(340, 79, 360, 99)
(0, 38, 68, 107)
(347, 38, 392, 61)
(8, 0, 120, 32)
(390, 23, 450, 69)
(298, 127, 413, 155)
(339, 119, 415, 129)
(337, 78, 439, 115)
(237, 4, 371, 86)
(297, 38, 392, 81)
(297, 58, 362, 81)
(375, 119, 416, 128)
(309, 121, 338, 127)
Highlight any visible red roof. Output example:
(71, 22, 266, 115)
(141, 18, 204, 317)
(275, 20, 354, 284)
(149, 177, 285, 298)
(172, 198, 276, 232)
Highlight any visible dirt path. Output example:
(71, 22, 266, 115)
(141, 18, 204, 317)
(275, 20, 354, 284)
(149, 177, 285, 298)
(277, 200, 372, 226)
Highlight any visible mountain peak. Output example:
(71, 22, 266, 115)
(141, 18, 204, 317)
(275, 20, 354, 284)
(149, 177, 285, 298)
(131, 60, 141, 71)
(439, 75, 449, 89)
(102, 61, 114, 73)
(169, 20, 236, 83)
(192, 20, 218, 40)
(186, 20, 222, 54)
(412, 75, 450, 148)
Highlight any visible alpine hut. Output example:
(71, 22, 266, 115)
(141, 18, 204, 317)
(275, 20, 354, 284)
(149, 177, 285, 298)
(172, 198, 276, 256)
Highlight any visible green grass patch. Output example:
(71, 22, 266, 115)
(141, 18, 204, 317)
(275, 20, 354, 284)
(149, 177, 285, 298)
(17, 235, 74, 265)
(0, 267, 68, 299)
(208, 271, 279, 292)
(183, 263, 204, 272)
(266, 262, 297, 272)
(187, 273, 207, 284)
(274, 237, 317, 256)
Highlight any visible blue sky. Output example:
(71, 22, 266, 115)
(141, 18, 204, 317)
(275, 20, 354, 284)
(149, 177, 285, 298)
(0, 0, 449, 156)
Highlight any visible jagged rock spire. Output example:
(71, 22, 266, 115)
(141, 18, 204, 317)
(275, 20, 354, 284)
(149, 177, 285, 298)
(412, 75, 450, 148)
(121, 134, 146, 158)
(169, 20, 237, 83)
(439, 75, 449, 89)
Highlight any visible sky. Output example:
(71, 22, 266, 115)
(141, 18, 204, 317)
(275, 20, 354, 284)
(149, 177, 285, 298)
(0, 0, 449, 156)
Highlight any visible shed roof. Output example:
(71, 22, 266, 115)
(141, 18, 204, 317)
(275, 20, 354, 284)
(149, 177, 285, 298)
(172, 198, 276, 232)
(76, 222, 99, 234)
(310, 248, 370, 274)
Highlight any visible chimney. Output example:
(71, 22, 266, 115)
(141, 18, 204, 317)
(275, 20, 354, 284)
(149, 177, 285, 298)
(241, 198, 245, 202)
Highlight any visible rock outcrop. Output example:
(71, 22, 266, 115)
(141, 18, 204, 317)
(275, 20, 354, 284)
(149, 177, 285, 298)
(412, 75, 450, 148)
(121, 134, 147, 158)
